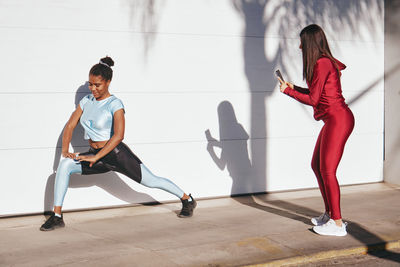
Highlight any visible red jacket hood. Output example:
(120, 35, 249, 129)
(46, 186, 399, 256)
(333, 57, 346, 71)
(321, 55, 346, 71)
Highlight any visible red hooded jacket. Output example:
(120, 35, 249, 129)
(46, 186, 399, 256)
(283, 56, 348, 121)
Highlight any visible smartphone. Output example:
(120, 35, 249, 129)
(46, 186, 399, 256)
(205, 129, 212, 140)
(275, 69, 285, 82)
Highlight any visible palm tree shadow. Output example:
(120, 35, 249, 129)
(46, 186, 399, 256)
(348, 63, 400, 106)
(233, 0, 276, 197)
(44, 82, 163, 214)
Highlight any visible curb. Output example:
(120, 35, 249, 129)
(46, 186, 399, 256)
(246, 240, 400, 267)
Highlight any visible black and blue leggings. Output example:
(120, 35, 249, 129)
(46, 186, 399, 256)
(54, 142, 184, 206)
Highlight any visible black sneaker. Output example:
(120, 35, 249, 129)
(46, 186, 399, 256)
(178, 194, 197, 218)
(40, 212, 65, 231)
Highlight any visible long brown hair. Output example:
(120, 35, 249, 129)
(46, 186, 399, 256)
(300, 24, 337, 83)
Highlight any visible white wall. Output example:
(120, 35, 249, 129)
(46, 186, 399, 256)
(384, 0, 400, 185)
(0, 0, 384, 216)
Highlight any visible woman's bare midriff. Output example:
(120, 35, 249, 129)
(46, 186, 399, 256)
(89, 139, 108, 149)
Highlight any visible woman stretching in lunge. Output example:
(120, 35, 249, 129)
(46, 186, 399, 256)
(41, 56, 196, 231)
(279, 25, 354, 236)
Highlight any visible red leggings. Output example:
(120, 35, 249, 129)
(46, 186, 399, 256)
(311, 107, 354, 220)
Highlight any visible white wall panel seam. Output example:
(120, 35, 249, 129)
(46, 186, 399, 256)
(0, 26, 384, 44)
(0, 133, 384, 151)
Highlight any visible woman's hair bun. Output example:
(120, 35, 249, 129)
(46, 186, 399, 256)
(100, 56, 114, 67)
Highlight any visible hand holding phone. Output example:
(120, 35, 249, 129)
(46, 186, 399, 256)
(275, 69, 285, 83)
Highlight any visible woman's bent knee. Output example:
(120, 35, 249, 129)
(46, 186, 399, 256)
(57, 158, 82, 175)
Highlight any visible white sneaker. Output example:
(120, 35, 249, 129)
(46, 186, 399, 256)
(313, 219, 347, 236)
(311, 212, 330, 226)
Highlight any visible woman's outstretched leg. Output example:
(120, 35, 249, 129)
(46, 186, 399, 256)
(40, 158, 82, 231)
(140, 164, 196, 217)
(140, 164, 184, 198)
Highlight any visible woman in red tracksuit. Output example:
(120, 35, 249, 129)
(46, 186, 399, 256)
(279, 24, 354, 236)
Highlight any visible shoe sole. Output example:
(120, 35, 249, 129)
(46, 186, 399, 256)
(40, 223, 65, 231)
(178, 214, 193, 218)
(313, 227, 347, 237)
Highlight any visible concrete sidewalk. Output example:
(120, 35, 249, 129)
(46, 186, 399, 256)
(1, 183, 400, 266)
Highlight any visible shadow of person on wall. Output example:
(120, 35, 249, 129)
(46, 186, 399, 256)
(43, 82, 159, 214)
(205, 101, 253, 195)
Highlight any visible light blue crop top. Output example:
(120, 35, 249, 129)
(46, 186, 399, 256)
(79, 94, 124, 141)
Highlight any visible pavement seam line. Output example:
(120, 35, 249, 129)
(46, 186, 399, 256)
(245, 239, 400, 267)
